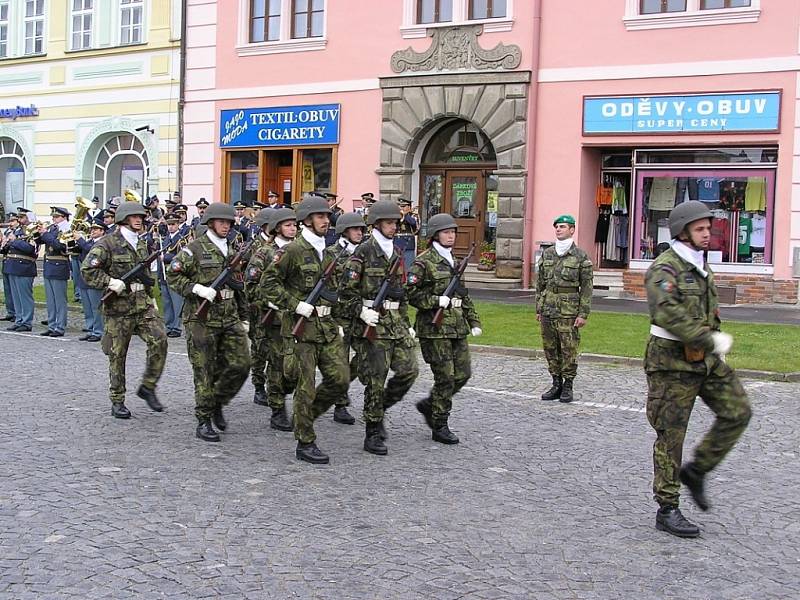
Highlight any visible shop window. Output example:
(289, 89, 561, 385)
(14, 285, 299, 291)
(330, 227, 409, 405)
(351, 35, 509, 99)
(469, 0, 507, 19)
(299, 148, 332, 193)
(70, 0, 93, 50)
(228, 151, 260, 205)
(251, 0, 281, 42)
(625, 0, 760, 29)
(120, 0, 144, 45)
(292, 0, 323, 39)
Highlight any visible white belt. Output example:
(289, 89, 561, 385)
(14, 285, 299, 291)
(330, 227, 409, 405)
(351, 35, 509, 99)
(450, 297, 463, 308)
(315, 305, 331, 317)
(219, 289, 234, 300)
(129, 283, 145, 292)
(650, 324, 681, 341)
(363, 299, 399, 310)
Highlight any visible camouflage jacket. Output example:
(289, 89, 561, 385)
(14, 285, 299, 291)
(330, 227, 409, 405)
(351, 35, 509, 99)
(339, 237, 412, 341)
(535, 244, 593, 320)
(324, 240, 355, 329)
(644, 247, 721, 373)
(81, 229, 155, 317)
(166, 233, 248, 327)
(260, 234, 339, 344)
(246, 234, 288, 335)
(406, 248, 480, 339)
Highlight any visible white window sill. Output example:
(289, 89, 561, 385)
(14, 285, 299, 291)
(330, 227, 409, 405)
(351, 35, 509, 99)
(624, 7, 760, 31)
(236, 37, 326, 57)
(629, 259, 773, 275)
(400, 17, 513, 39)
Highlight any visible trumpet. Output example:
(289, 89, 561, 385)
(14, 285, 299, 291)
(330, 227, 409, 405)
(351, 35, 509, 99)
(60, 195, 95, 253)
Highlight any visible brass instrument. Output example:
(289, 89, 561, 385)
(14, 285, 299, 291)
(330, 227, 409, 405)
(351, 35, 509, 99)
(21, 222, 42, 242)
(124, 189, 142, 203)
(60, 196, 95, 254)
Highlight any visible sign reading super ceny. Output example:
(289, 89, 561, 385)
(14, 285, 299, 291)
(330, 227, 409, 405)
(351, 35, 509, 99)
(583, 91, 780, 134)
(220, 103, 341, 148)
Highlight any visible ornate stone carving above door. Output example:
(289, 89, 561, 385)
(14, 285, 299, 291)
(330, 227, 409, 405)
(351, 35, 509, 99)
(391, 25, 522, 74)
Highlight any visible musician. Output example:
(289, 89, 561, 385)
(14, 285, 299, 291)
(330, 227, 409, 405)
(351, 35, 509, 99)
(38, 207, 71, 337)
(174, 204, 190, 238)
(1, 214, 19, 321)
(4, 208, 38, 332)
(75, 220, 106, 342)
(159, 213, 187, 338)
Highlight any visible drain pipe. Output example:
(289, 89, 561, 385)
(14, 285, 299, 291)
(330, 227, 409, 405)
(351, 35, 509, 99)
(176, 0, 187, 197)
(521, 0, 543, 289)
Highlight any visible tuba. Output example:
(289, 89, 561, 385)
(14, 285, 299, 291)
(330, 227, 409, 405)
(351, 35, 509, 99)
(124, 189, 142, 203)
(60, 196, 95, 254)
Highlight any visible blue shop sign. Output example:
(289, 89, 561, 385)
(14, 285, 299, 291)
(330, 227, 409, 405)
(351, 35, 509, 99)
(220, 103, 340, 148)
(0, 104, 39, 120)
(583, 92, 780, 134)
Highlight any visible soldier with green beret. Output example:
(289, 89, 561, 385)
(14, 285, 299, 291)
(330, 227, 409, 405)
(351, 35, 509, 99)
(644, 200, 751, 538)
(535, 214, 593, 403)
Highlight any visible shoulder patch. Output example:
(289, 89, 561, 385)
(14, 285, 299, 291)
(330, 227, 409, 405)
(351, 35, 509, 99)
(660, 264, 678, 277)
(89, 257, 102, 268)
(248, 266, 261, 281)
(273, 249, 284, 264)
(169, 259, 183, 273)
(659, 280, 674, 293)
(406, 272, 420, 285)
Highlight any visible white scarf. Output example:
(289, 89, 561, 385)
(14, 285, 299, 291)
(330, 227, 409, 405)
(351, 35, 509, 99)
(260, 232, 270, 243)
(372, 229, 395, 260)
(670, 239, 707, 278)
(206, 230, 228, 257)
(555, 238, 574, 256)
(338, 237, 357, 255)
(120, 226, 140, 250)
(301, 226, 326, 260)
(274, 235, 291, 248)
(432, 241, 454, 267)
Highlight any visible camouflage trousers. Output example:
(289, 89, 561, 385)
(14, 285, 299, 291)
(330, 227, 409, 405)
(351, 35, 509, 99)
(419, 337, 472, 424)
(646, 366, 752, 508)
(185, 320, 251, 423)
(101, 305, 167, 405)
(266, 326, 298, 409)
(292, 337, 348, 444)
(249, 319, 270, 389)
(541, 316, 580, 379)
(355, 337, 419, 424)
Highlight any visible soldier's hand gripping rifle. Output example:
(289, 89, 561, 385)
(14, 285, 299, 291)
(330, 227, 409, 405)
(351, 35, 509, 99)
(290, 245, 349, 339)
(363, 254, 404, 342)
(194, 239, 255, 321)
(431, 242, 476, 327)
(100, 248, 161, 303)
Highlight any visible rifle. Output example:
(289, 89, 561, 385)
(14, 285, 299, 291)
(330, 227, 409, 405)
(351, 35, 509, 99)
(194, 239, 255, 321)
(363, 254, 404, 342)
(100, 247, 161, 303)
(432, 242, 476, 327)
(291, 245, 349, 339)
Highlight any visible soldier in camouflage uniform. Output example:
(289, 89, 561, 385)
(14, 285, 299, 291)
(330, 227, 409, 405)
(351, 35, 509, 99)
(261, 194, 348, 464)
(247, 207, 297, 432)
(167, 202, 251, 442)
(406, 214, 482, 444)
(339, 199, 419, 456)
(324, 211, 367, 426)
(644, 200, 751, 538)
(535, 214, 593, 403)
(81, 201, 167, 419)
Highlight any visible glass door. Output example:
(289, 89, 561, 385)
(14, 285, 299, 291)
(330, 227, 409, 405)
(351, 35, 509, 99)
(445, 170, 484, 260)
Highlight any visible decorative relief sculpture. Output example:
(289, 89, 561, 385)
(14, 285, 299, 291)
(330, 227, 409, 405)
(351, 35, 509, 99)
(391, 25, 521, 74)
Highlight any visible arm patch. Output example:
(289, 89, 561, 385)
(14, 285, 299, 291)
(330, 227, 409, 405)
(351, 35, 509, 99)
(660, 264, 678, 277)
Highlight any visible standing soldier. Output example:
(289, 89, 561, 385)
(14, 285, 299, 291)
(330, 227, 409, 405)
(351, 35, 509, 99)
(101, 208, 117, 235)
(325, 211, 367, 425)
(167, 202, 251, 442)
(75, 220, 106, 342)
(535, 215, 593, 403)
(644, 201, 751, 538)
(81, 201, 167, 418)
(323, 192, 342, 247)
(159, 214, 187, 338)
(395, 197, 419, 268)
(339, 199, 419, 456)
(191, 198, 209, 230)
(4, 207, 38, 332)
(39, 207, 72, 337)
(266, 190, 285, 209)
(247, 207, 297, 430)
(261, 194, 348, 464)
(406, 214, 482, 444)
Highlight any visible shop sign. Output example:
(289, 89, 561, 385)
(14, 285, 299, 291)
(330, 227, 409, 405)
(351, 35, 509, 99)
(0, 104, 39, 120)
(220, 103, 340, 148)
(583, 92, 780, 134)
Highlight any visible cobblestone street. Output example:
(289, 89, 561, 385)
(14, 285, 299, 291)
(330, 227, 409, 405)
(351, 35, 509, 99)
(1, 318, 797, 599)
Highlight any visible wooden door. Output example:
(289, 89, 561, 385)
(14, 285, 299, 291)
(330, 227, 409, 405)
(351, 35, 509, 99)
(277, 166, 293, 207)
(445, 170, 484, 259)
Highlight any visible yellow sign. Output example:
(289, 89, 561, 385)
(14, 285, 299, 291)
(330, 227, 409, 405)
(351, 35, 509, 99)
(487, 191, 498, 213)
(302, 160, 315, 192)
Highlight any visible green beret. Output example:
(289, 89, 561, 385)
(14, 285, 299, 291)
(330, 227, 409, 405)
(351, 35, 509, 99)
(553, 214, 576, 226)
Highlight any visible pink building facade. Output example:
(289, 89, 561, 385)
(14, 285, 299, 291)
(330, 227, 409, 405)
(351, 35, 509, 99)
(182, 0, 800, 304)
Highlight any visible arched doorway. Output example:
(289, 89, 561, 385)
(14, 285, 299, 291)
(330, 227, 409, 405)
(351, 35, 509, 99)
(419, 119, 497, 259)
(0, 138, 28, 219)
(92, 133, 150, 205)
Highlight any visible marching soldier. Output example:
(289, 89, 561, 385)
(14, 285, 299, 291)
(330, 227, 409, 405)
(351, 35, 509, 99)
(75, 220, 106, 342)
(535, 215, 593, 403)
(339, 199, 419, 456)
(159, 214, 187, 338)
(167, 202, 251, 442)
(261, 194, 348, 464)
(645, 201, 751, 538)
(81, 201, 167, 418)
(406, 214, 482, 444)
(246, 207, 297, 431)
(39, 207, 72, 337)
(4, 207, 37, 332)
(1, 214, 19, 322)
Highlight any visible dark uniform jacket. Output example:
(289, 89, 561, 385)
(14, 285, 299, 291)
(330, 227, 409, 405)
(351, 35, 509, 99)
(395, 214, 418, 254)
(40, 225, 71, 280)
(535, 244, 593, 320)
(2, 227, 38, 278)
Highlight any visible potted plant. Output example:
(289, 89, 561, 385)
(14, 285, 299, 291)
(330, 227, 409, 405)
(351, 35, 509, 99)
(477, 240, 496, 271)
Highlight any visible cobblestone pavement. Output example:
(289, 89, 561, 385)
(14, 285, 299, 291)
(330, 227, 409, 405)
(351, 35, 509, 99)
(1, 313, 798, 599)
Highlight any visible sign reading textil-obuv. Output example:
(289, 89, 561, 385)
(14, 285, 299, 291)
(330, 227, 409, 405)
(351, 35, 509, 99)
(583, 92, 780, 134)
(220, 104, 341, 148)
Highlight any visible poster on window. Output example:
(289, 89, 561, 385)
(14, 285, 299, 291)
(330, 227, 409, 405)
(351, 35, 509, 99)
(5, 167, 24, 206)
(301, 160, 315, 193)
(121, 166, 144, 196)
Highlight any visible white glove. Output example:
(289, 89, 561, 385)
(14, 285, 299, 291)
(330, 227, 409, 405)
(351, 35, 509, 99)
(192, 284, 217, 303)
(711, 331, 733, 358)
(408, 327, 416, 339)
(437, 295, 451, 308)
(471, 327, 482, 337)
(451, 297, 463, 308)
(241, 320, 250, 333)
(107, 278, 126, 294)
(359, 306, 379, 327)
(295, 301, 314, 319)
(267, 301, 279, 310)
(338, 326, 345, 338)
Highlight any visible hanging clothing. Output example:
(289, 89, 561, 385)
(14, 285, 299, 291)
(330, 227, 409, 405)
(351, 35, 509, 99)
(595, 185, 613, 207)
(745, 178, 767, 212)
(648, 178, 677, 211)
(595, 209, 611, 243)
(615, 214, 629, 250)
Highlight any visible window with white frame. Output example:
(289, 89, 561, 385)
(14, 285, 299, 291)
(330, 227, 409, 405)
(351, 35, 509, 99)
(0, 1, 9, 58)
(237, 0, 327, 56)
(469, 0, 507, 19)
(23, 0, 44, 55)
(292, 0, 323, 38)
(625, 0, 759, 29)
(120, 0, 143, 45)
(401, 0, 513, 38)
(71, 0, 93, 50)
(250, 0, 281, 42)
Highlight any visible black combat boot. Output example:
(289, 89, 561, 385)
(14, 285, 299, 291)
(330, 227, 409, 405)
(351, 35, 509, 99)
(270, 405, 293, 431)
(333, 405, 355, 425)
(364, 422, 388, 455)
(432, 421, 459, 445)
(212, 406, 227, 432)
(253, 385, 268, 406)
(541, 375, 563, 401)
(111, 403, 131, 419)
(196, 420, 220, 442)
(559, 379, 574, 403)
(656, 506, 700, 538)
(296, 441, 329, 464)
(679, 462, 710, 511)
(415, 397, 434, 430)
(377, 420, 387, 441)
(136, 385, 164, 412)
